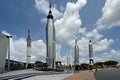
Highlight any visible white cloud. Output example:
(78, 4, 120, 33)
(96, 0, 120, 30)
(14, 38, 26, 54)
(40, 18, 47, 23)
(76, 37, 89, 56)
(55, 0, 87, 44)
(60, 4, 65, 11)
(85, 29, 103, 41)
(79, 27, 86, 35)
(94, 38, 114, 53)
(79, 57, 89, 64)
(35, 0, 49, 15)
(94, 49, 120, 63)
(31, 40, 46, 62)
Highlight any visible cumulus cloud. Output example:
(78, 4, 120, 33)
(94, 38, 114, 53)
(94, 49, 120, 63)
(79, 27, 86, 35)
(85, 29, 103, 41)
(31, 40, 46, 62)
(55, 0, 87, 44)
(77, 37, 89, 56)
(96, 0, 120, 30)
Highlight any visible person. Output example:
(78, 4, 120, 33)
(95, 66, 97, 72)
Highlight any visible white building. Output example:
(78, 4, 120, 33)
(0, 33, 9, 73)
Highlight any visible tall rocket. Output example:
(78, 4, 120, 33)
(89, 40, 93, 66)
(26, 28, 31, 68)
(74, 38, 79, 66)
(46, 3, 56, 69)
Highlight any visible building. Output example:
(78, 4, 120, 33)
(34, 61, 48, 71)
(26, 28, 31, 68)
(46, 3, 56, 69)
(5, 59, 27, 71)
(89, 40, 94, 69)
(0, 33, 9, 73)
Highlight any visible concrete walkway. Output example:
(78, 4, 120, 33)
(64, 70, 96, 80)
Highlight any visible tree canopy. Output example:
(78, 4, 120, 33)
(104, 60, 118, 66)
(95, 60, 118, 67)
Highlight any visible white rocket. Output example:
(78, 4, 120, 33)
(26, 28, 31, 68)
(46, 3, 56, 69)
(89, 40, 93, 65)
(74, 37, 79, 65)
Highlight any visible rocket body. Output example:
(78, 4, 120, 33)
(26, 29, 31, 68)
(74, 38, 79, 65)
(89, 40, 93, 65)
(46, 9, 56, 69)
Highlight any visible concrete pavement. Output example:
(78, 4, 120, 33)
(64, 68, 120, 80)
(64, 70, 96, 80)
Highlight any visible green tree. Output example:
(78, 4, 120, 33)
(104, 60, 118, 66)
(94, 62, 104, 66)
(94, 62, 105, 68)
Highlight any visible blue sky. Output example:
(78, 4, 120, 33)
(0, 0, 120, 64)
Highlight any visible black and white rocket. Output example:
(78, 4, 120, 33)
(26, 28, 31, 68)
(89, 40, 93, 65)
(46, 3, 56, 69)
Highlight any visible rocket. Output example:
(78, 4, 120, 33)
(46, 3, 56, 69)
(89, 40, 94, 65)
(26, 28, 31, 68)
(74, 37, 79, 66)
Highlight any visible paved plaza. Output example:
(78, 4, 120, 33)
(0, 68, 120, 80)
